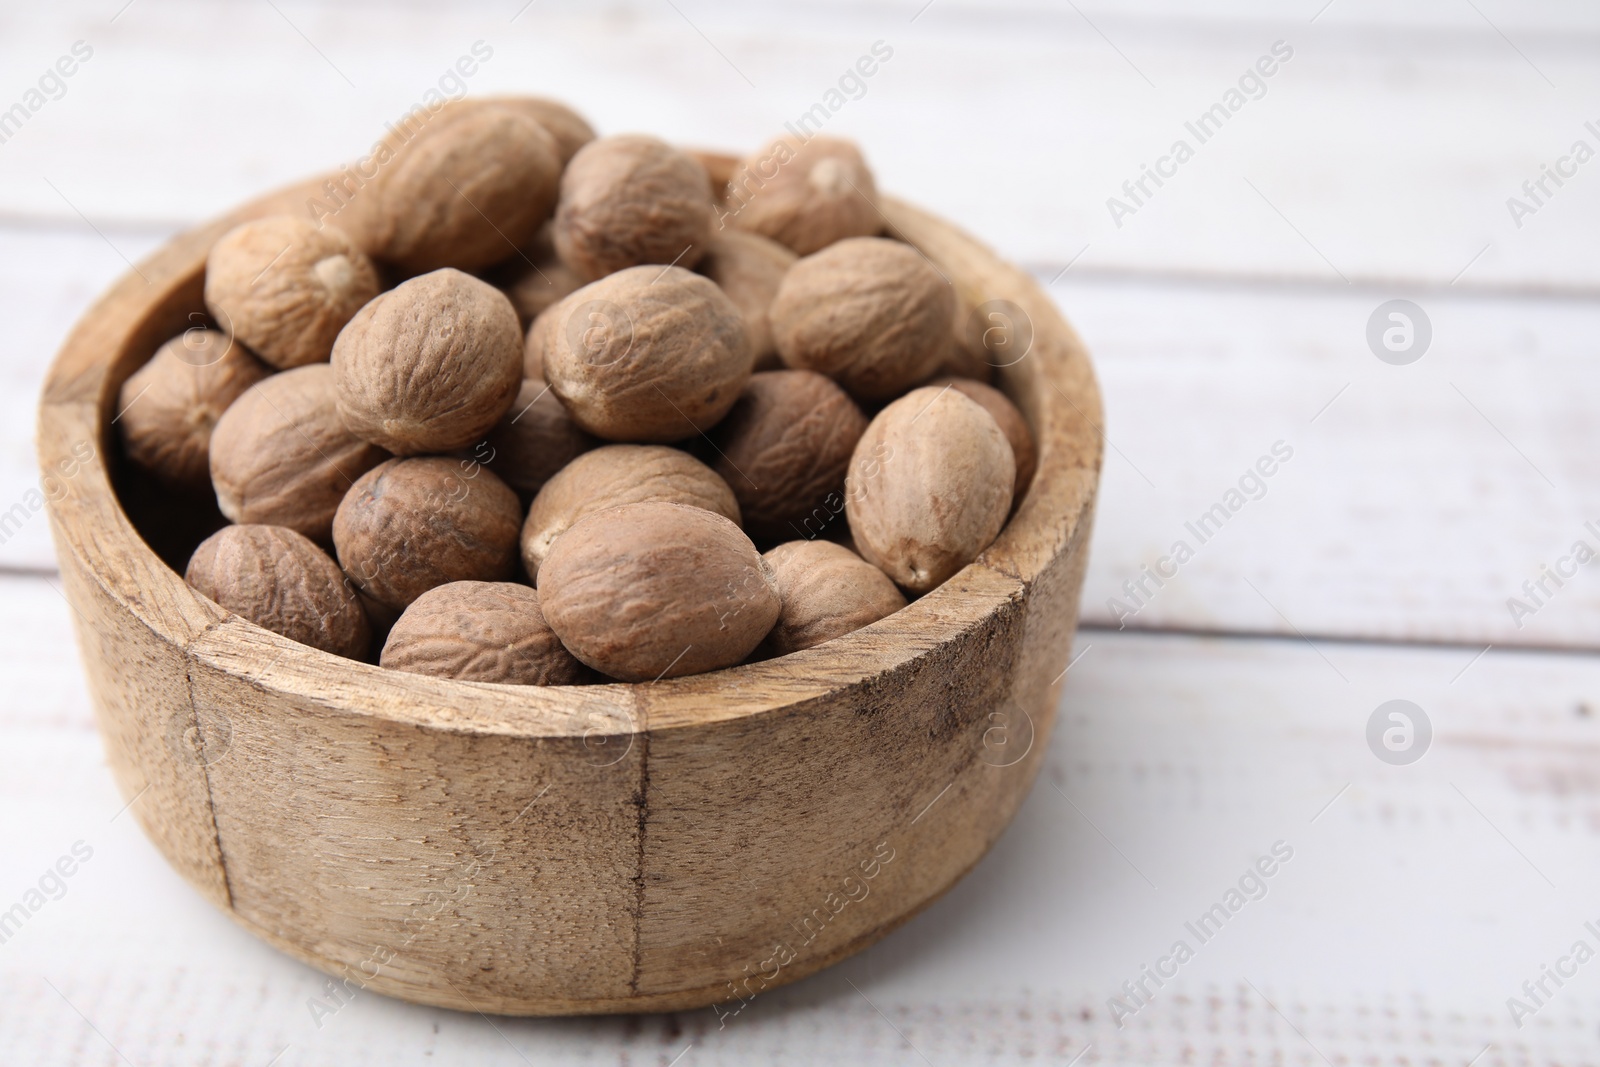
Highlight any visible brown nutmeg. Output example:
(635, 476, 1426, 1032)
(539, 501, 780, 681)
(484, 377, 597, 497)
(725, 135, 881, 255)
(186, 524, 369, 659)
(470, 96, 596, 164)
(520, 444, 739, 583)
(204, 216, 381, 370)
(929, 377, 1036, 494)
(771, 236, 954, 401)
(118, 328, 271, 491)
(845, 386, 1015, 594)
(332, 268, 523, 455)
(696, 230, 796, 370)
(553, 135, 714, 282)
(760, 540, 906, 656)
(685, 148, 741, 203)
(380, 581, 587, 685)
(708, 370, 866, 545)
(339, 103, 561, 274)
(209, 364, 387, 542)
(540, 265, 751, 442)
(333, 457, 523, 611)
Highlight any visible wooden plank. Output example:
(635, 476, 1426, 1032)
(0, 2, 1595, 288)
(6, 573, 1600, 1062)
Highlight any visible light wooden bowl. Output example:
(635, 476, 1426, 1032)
(37, 176, 1102, 1016)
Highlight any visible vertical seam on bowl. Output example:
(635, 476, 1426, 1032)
(628, 725, 651, 995)
(183, 619, 236, 912)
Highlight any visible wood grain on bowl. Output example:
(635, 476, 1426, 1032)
(36, 175, 1102, 1015)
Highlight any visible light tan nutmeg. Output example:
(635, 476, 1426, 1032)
(334, 457, 521, 607)
(539, 501, 780, 681)
(467, 96, 596, 164)
(380, 581, 587, 685)
(725, 135, 881, 255)
(333, 457, 523, 611)
(520, 444, 739, 583)
(553, 135, 714, 282)
(708, 370, 866, 545)
(204, 216, 381, 370)
(340, 103, 561, 274)
(487, 223, 585, 327)
(118, 328, 271, 491)
(540, 265, 751, 442)
(845, 385, 1015, 594)
(928, 377, 1036, 494)
(696, 230, 796, 370)
(332, 268, 523, 455)
(771, 236, 954, 401)
(186, 524, 369, 659)
(760, 540, 907, 656)
(210, 364, 388, 542)
(484, 377, 597, 498)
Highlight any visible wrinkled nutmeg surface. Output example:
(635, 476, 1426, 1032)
(466, 96, 596, 164)
(696, 230, 796, 370)
(332, 268, 523, 455)
(186, 524, 369, 658)
(930, 377, 1036, 495)
(553, 135, 714, 282)
(539, 501, 780, 681)
(709, 370, 866, 545)
(726, 135, 881, 255)
(210, 364, 387, 542)
(118, 328, 271, 491)
(540, 265, 751, 442)
(204, 216, 381, 370)
(380, 581, 587, 685)
(845, 386, 1015, 594)
(333, 457, 523, 610)
(520, 444, 739, 582)
(485, 377, 597, 497)
(760, 539, 907, 656)
(340, 104, 561, 274)
(771, 236, 954, 401)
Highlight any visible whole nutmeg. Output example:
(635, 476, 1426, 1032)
(204, 216, 381, 369)
(696, 231, 796, 370)
(708, 370, 866, 545)
(470, 96, 596, 164)
(340, 104, 561, 274)
(333, 457, 523, 611)
(772, 237, 954, 401)
(553, 135, 714, 282)
(332, 268, 523, 454)
(760, 540, 907, 656)
(726, 135, 880, 255)
(380, 581, 587, 685)
(540, 265, 751, 442)
(484, 378, 597, 497)
(488, 223, 585, 327)
(210, 364, 387, 542)
(929, 377, 1036, 494)
(845, 386, 1015, 594)
(520, 444, 739, 582)
(118, 328, 271, 491)
(186, 524, 369, 659)
(685, 148, 740, 203)
(539, 501, 780, 681)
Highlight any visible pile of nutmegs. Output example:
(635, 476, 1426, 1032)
(119, 97, 1036, 684)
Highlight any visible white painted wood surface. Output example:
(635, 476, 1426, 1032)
(4, 1, 1600, 1063)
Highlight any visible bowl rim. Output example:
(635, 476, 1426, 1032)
(38, 175, 1103, 741)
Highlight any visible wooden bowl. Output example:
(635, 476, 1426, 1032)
(37, 177, 1102, 1016)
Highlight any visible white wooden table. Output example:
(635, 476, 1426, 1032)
(4, 2, 1600, 1063)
